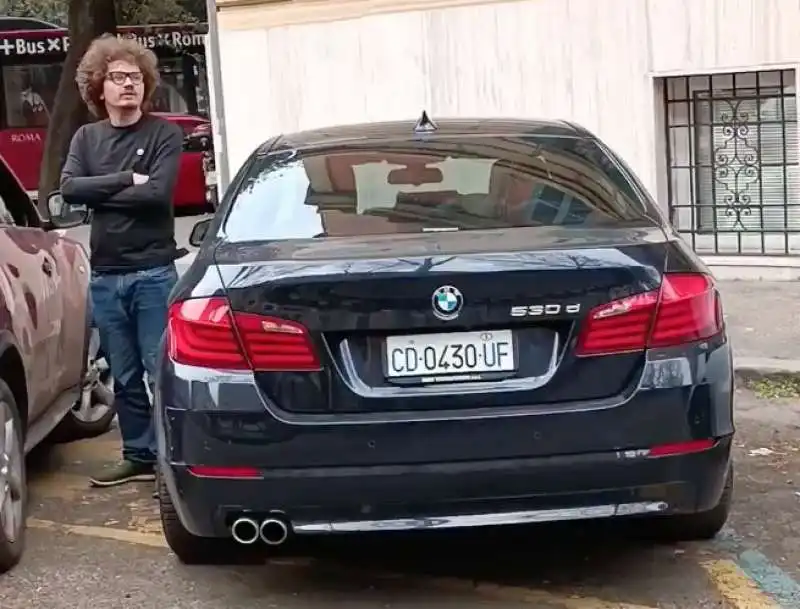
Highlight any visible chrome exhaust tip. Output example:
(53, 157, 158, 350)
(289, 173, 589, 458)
(259, 518, 289, 546)
(231, 517, 260, 545)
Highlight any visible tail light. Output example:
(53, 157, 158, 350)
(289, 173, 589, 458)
(167, 297, 320, 371)
(575, 273, 722, 357)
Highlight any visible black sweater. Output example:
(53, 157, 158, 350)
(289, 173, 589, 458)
(60, 114, 184, 273)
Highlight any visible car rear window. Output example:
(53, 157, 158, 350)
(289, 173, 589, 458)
(222, 135, 657, 242)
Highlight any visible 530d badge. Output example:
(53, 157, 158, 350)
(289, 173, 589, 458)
(510, 303, 581, 317)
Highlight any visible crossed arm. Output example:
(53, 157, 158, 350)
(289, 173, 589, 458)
(60, 124, 184, 213)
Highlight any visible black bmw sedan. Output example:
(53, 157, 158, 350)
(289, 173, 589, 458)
(154, 116, 734, 564)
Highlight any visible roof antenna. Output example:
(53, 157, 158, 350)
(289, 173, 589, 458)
(413, 110, 438, 133)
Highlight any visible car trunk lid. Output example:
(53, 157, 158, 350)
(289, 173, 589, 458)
(209, 226, 668, 415)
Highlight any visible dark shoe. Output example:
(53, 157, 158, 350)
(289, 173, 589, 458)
(90, 460, 155, 487)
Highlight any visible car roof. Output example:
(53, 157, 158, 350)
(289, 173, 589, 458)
(268, 116, 588, 152)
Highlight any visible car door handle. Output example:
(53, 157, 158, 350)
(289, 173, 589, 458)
(41, 258, 53, 276)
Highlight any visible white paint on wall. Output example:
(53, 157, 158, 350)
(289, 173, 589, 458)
(215, 0, 656, 196)
(211, 0, 800, 270)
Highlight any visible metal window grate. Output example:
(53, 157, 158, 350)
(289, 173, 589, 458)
(663, 70, 799, 255)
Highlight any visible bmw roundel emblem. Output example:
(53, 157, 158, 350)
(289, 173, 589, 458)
(431, 285, 463, 320)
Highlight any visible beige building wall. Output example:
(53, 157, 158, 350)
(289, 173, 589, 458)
(212, 0, 800, 268)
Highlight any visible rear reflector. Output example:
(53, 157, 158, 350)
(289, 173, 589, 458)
(648, 439, 716, 457)
(167, 297, 321, 371)
(187, 465, 262, 479)
(575, 273, 722, 357)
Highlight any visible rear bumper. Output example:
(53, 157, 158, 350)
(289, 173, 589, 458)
(159, 435, 732, 538)
(155, 341, 735, 538)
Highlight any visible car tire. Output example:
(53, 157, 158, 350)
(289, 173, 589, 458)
(640, 463, 733, 542)
(50, 326, 115, 443)
(157, 469, 264, 565)
(0, 377, 26, 574)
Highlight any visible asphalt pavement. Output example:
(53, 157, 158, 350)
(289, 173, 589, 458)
(1, 387, 797, 608)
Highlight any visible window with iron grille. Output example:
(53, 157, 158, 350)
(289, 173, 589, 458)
(663, 70, 799, 255)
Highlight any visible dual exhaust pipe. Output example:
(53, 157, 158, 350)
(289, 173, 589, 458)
(231, 516, 290, 546)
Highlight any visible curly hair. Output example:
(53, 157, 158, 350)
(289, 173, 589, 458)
(75, 34, 160, 118)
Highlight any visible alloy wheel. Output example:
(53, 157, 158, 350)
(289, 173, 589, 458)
(0, 399, 23, 543)
(72, 328, 114, 424)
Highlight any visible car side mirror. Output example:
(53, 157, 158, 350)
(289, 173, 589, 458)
(189, 218, 212, 247)
(47, 191, 88, 229)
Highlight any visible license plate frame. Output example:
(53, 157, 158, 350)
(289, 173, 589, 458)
(383, 329, 517, 384)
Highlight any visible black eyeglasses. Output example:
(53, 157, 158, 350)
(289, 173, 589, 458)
(107, 71, 144, 85)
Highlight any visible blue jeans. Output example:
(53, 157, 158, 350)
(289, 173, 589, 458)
(90, 264, 178, 464)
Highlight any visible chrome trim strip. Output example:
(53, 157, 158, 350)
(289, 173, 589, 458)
(293, 501, 668, 534)
(171, 362, 255, 383)
(337, 331, 561, 398)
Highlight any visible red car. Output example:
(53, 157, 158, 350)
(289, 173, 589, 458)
(0, 112, 212, 211)
(153, 112, 214, 210)
(0, 153, 114, 573)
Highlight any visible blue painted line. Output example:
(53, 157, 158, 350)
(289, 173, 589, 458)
(716, 527, 800, 608)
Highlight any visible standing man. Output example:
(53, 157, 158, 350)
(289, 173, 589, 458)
(60, 34, 184, 487)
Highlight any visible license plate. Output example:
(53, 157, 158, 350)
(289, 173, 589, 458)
(385, 330, 515, 379)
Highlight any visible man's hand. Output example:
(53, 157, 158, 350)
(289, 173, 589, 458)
(133, 173, 150, 185)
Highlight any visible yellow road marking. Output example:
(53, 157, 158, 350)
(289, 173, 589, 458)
(702, 560, 781, 609)
(28, 518, 167, 549)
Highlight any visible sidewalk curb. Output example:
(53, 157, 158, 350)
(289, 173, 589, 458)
(734, 358, 800, 382)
